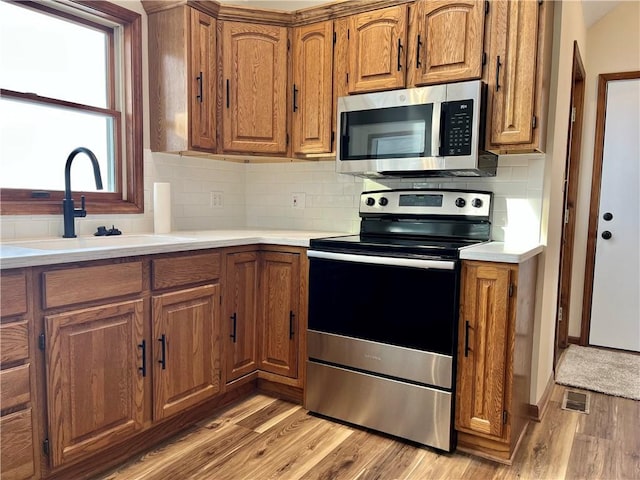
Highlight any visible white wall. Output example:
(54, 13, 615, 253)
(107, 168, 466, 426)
(530, 0, 588, 405)
(568, 1, 640, 338)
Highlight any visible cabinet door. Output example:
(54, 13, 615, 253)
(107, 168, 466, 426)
(258, 252, 300, 378)
(152, 285, 220, 421)
(456, 263, 511, 440)
(222, 22, 288, 154)
(292, 21, 334, 155)
(189, 9, 216, 150)
(348, 5, 407, 93)
(486, 0, 540, 146)
(225, 252, 258, 382)
(0, 409, 35, 480)
(408, 0, 485, 86)
(45, 300, 145, 467)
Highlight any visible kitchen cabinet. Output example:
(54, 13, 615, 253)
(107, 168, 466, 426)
(407, 0, 486, 86)
(152, 284, 221, 420)
(221, 21, 288, 154)
(148, 6, 216, 153)
(223, 251, 259, 383)
(0, 269, 39, 480)
(292, 21, 334, 155)
(257, 250, 301, 379)
(347, 5, 408, 93)
(455, 258, 537, 463)
(484, 0, 554, 152)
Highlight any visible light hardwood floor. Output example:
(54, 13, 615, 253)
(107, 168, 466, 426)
(97, 385, 639, 480)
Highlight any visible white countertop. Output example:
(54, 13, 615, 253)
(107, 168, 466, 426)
(460, 241, 544, 264)
(0, 229, 348, 269)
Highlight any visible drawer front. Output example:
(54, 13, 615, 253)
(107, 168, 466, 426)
(0, 363, 31, 410)
(43, 261, 143, 309)
(0, 409, 35, 480)
(1, 271, 28, 318)
(0, 321, 29, 364)
(152, 252, 221, 290)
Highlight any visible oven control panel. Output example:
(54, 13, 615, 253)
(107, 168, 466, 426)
(360, 189, 491, 217)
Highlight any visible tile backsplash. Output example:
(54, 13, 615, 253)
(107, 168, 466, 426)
(0, 151, 544, 244)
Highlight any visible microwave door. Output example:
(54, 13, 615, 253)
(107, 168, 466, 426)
(431, 102, 443, 161)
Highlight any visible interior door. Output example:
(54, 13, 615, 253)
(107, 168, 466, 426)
(589, 76, 640, 352)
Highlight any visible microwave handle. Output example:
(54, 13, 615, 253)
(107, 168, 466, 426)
(437, 102, 449, 157)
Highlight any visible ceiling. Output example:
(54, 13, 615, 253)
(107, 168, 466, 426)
(582, 0, 621, 27)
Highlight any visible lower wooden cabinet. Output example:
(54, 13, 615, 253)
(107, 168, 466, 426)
(152, 284, 221, 420)
(0, 409, 36, 480)
(455, 258, 537, 463)
(257, 251, 301, 379)
(224, 251, 259, 383)
(44, 299, 145, 467)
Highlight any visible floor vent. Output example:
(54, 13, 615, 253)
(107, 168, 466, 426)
(561, 389, 590, 414)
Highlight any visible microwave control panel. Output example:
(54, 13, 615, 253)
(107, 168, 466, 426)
(441, 99, 473, 156)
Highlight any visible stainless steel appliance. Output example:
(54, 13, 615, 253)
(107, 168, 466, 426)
(305, 189, 492, 452)
(336, 80, 497, 178)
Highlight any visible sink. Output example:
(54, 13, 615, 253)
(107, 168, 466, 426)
(5, 234, 195, 251)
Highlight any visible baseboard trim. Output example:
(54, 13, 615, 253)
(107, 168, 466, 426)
(568, 336, 581, 345)
(528, 373, 554, 422)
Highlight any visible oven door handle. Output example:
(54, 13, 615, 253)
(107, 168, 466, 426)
(307, 250, 455, 270)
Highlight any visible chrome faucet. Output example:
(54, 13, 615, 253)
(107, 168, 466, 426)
(63, 147, 104, 238)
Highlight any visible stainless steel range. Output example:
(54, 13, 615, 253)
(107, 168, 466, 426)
(305, 189, 492, 452)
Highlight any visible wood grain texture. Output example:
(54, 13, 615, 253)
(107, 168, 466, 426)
(348, 4, 408, 93)
(257, 251, 300, 379)
(221, 21, 288, 154)
(0, 270, 28, 318)
(152, 285, 221, 421)
(43, 261, 143, 309)
(45, 299, 145, 467)
(94, 386, 640, 480)
(0, 320, 29, 364)
(332, 17, 349, 151)
(151, 252, 221, 290)
(0, 408, 35, 480)
(292, 21, 334, 155)
(224, 251, 259, 382)
(407, 0, 485, 86)
(0, 363, 31, 411)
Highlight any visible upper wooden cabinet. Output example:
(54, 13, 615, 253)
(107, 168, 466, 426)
(407, 0, 486, 86)
(484, 0, 554, 152)
(292, 21, 334, 155)
(152, 284, 221, 421)
(221, 21, 288, 154)
(347, 5, 408, 93)
(148, 6, 216, 153)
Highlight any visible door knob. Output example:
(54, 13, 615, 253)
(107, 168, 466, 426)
(601, 230, 612, 240)
(603, 212, 613, 221)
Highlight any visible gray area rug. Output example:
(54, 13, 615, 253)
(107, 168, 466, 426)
(556, 345, 640, 400)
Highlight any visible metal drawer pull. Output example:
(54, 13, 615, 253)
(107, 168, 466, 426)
(230, 313, 237, 343)
(289, 311, 295, 339)
(138, 340, 146, 377)
(158, 334, 166, 370)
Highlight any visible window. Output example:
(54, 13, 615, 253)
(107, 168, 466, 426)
(0, 0, 143, 214)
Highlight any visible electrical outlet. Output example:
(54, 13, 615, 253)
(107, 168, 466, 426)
(210, 191, 223, 208)
(291, 192, 305, 209)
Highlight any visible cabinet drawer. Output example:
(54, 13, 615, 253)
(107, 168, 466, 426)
(43, 261, 143, 309)
(1, 271, 28, 318)
(0, 408, 35, 480)
(0, 321, 29, 364)
(0, 363, 31, 410)
(152, 252, 221, 290)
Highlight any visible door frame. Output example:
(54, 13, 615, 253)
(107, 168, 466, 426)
(580, 70, 640, 345)
(554, 42, 585, 364)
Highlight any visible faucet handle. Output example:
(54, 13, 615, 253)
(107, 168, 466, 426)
(81, 195, 86, 211)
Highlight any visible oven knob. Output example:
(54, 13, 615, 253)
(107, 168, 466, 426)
(366, 197, 375, 206)
(472, 198, 483, 208)
(455, 197, 466, 208)
(379, 197, 389, 206)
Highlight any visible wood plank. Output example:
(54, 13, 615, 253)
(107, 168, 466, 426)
(565, 434, 617, 479)
(405, 451, 473, 479)
(355, 441, 424, 480)
(236, 399, 301, 433)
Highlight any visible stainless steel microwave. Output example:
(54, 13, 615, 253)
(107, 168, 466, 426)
(336, 80, 497, 178)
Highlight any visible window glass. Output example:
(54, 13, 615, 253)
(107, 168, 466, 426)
(0, 1, 109, 108)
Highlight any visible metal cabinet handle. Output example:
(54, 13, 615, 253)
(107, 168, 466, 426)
(397, 38, 403, 71)
(293, 84, 299, 112)
(230, 313, 237, 343)
(196, 72, 203, 103)
(138, 340, 146, 377)
(158, 334, 166, 370)
(464, 321, 470, 357)
(289, 311, 295, 339)
(416, 34, 422, 68)
(495, 56, 502, 91)
(226, 79, 230, 108)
